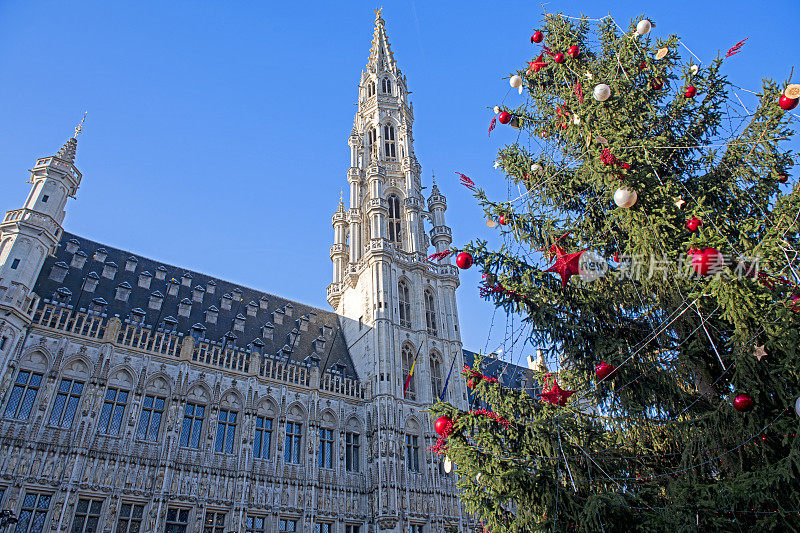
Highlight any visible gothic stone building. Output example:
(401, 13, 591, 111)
(0, 13, 529, 533)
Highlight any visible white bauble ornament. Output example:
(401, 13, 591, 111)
(444, 456, 452, 473)
(614, 187, 638, 208)
(493, 105, 500, 114)
(636, 19, 652, 35)
(795, 397, 800, 418)
(510, 75, 523, 88)
(593, 83, 612, 102)
(579, 250, 608, 282)
(531, 163, 543, 175)
(475, 473, 482, 483)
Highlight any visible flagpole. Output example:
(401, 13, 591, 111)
(439, 347, 459, 401)
(403, 338, 425, 398)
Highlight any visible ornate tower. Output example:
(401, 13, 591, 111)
(328, 11, 468, 532)
(0, 129, 83, 358)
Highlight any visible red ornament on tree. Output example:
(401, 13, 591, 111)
(567, 45, 580, 58)
(690, 247, 723, 276)
(467, 375, 480, 389)
(553, 52, 565, 64)
(434, 416, 454, 437)
(595, 361, 616, 380)
(778, 174, 789, 183)
(545, 244, 587, 287)
(684, 86, 697, 98)
(498, 111, 512, 124)
(733, 394, 754, 412)
(456, 252, 474, 269)
(531, 31, 544, 44)
(498, 215, 508, 225)
(540, 378, 575, 406)
(651, 78, 664, 90)
(778, 95, 799, 111)
(686, 217, 703, 232)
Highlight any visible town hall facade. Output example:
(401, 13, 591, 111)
(0, 12, 502, 533)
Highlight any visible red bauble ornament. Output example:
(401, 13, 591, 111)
(686, 217, 703, 232)
(595, 361, 616, 380)
(498, 111, 512, 124)
(690, 247, 723, 276)
(456, 252, 474, 269)
(531, 31, 544, 44)
(434, 415, 454, 436)
(553, 53, 565, 64)
(498, 215, 507, 225)
(651, 78, 664, 90)
(733, 394, 754, 412)
(778, 174, 789, 183)
(567, 45, 580, 58)
(684, 86, 697, 98)
(779, 95, 799, 111)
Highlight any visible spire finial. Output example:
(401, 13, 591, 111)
(432, 171, 436, 185)
(374, 6, 383, 20)
(74, 111, 87, 138)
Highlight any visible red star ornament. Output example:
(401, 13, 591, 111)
(527, 53, 548, 75)
(540, 379, 575, 406)
(544, 245, 587, 287)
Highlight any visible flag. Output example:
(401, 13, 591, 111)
(403, 340, 424, 398)
(439, 350, 458, 401)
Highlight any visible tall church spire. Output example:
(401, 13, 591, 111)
(367, 8, 396, 74)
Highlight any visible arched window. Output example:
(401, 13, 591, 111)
(430, 352, 443, 400)
(398, 280, 411, 328)
(366, 81, 375, 97)
(425, 289, 438, 336)
(382, 78, 392, 94)
(383, 124, 396, 160)
(402, 344, 415, 399)
(368, 127, 377, 158)
(387, 194, 402, 246)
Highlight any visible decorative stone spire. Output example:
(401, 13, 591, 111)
(55, 137, 78, 165)
(367, 7, 396, 73)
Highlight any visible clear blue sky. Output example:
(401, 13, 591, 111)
(1, 1, 797, 365)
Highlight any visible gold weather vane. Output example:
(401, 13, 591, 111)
(74, 111, 88, 137)
(374, 7, 382, 18)
(340, 188, 344, 203)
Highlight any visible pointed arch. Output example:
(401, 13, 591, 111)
(430, 350, 443, 400)
(424, 288, 438, 337)
(383, 123, 396, 160)
(382, 77, 392, 94)
(398, 278, 411, 329)
(387, 193, 403, 247)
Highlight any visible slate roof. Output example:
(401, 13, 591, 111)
(463, 349, 539, 404)
(34, 232, 358, 380)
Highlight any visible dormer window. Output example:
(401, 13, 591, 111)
(136, 271, 151, 289)
(125, 256, 138, 272)
(130, 308, 146, 325)
(234, 314, 246, 332)
(387, 194, 402, 246)
(115, 281, 132, 302)
(205, 306, 219, 325)
(49, 261, 69, 283)
(247, 301, 258, 317)
(162, 316, 178, 332)
(206, 280, 216, 295)
(149, 291, 164, 310)
(382, 77, 392, 94)
(181, 273, 193, 287)
(155, 265, 167, 281)
(66, 239, 80, 254)
(190, 323, 206, 342)
(193, 285, 205, 303)
(262, 323, 274, 341)
(70, 250, 87, 269)
(102, 262, 118, 280)
(283, 304, 293, 317)
(84, 272, 99, 293)
(167, 279, 179, 297)
(55, 287, 72, 304)
(178, 298, 192, 317)
(383, 124, 396, 159)
(93, 248, 108, 263)
(259, 296, 269, 310)
(232, 288, 243, 302)
(91, 297, 107, 314)
(221, 294, 232, 311)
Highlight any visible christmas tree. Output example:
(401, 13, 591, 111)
(430, 13, 800, 532)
